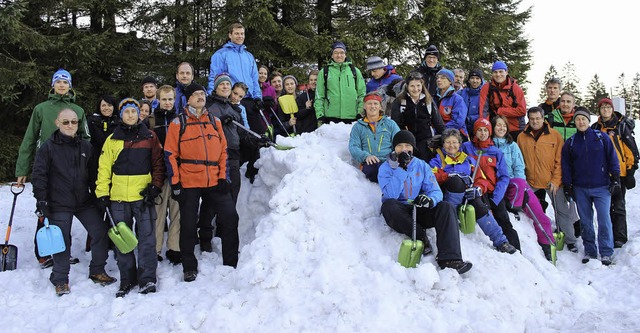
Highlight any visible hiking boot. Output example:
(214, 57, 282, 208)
(89, 273, 117, 286)
(166, 250, 182, 265)
(438, 260, 473, 274)
(567, 243, 578, 253)
(139, 282, 157, 294)
(582, 254, 596, 264)
(200, 241, 213, 253)
(184, 271, 198, 282)
(497, 242, 517, 254)
(614, 241, 625, 249)
(39, 257, 53, 269)
(55, 283, 70, 296)
(540, 244, 553, 261)
(116, 283, 135, 298)
(421, 237, 433, 256)
(157, 254, 164, 262)
(601, 256, 613, 266)
(69, 256, 80, 265)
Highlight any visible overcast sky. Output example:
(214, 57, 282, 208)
(521, 0, 640, 103)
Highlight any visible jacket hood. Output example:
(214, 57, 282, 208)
(224, 41, 247, 52)
(47, 89, 77, 103)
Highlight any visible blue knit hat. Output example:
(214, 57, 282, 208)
(118, 98, 141, 118)
(331, 41, 346, 52)
(491, 61, 508, 72)
(437, 68, 455, 84)
(52, 69, 72, 88)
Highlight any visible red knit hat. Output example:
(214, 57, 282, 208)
(473, 118, 492, 137)
(363, 93, 383, 103)
(597, 98, 614, 111)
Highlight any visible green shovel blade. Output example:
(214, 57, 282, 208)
(458, 205, 476, 235)
(553, 231, 565, 251)
(108, 222, 138, 254)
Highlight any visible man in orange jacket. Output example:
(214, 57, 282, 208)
(163, 83, 239, 282)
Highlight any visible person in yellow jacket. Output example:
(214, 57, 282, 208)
(163, 83, 239, 282)
(591, 98, 638, 248)
(95, 98, 165, 297)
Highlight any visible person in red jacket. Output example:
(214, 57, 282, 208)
(163, 83, 239, 282)
(478, 61, 526, 140)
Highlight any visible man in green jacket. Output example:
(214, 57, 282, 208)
(15, 68, 89, 267)
(314, 41, 366, 124)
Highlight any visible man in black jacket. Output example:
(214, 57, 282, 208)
(31, 109, 116, 296)
(412, 45, 443, 99)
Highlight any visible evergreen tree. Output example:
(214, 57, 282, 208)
(629, 73, 640, 120)
(584, 74, 609, 112)
(539, 65, 559, 103)
(560, 62, 582, 106)
(614, 73, 631, 114)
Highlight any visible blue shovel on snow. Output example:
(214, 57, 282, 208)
(36, 217, 66, 257)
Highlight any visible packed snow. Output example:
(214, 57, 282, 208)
(1, 123, 639, 332)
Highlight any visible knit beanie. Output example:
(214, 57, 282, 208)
(282, 75, 298, 87)
(424, 45, 440, 59)
(392, 130, 417, 149)
(331, 41, 346, 52)
(141, 76, 158, 86)
(118, 98, 141, 118)
(468, 69, 483, 80)
(473, 118, 493, 137)
(597, 98, 614, 111)
(437, 68, 455, 84)
(184, 82, 206, 101)
(573, 106, 591, 122)
(213, 73, 232, 92)
(366, 56, 385, 71)
(52, 69, 72, 88)
(363, 93, 383, 103)
(491, 61, 508, 72)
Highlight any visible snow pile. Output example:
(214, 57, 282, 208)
(0, 123, 639, 332)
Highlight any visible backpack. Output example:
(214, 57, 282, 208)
(323, 63, 357, 98)
(487, 78, 525, 129)
(176, 112, 220, 166)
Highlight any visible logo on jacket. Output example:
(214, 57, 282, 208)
(443, 107, 452, 115)
(487, 158, 492, 163)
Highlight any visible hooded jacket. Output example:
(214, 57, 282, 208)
(95, 122, 165, 202)
(390, 94, 445, 145)
(413, 62, 442, 98)
(208, 41, 261, 99)
(349, 116, 400, 164)
(516, 122, 564, 189)
(436, 87, 468, 137)
(492, 137, 526, 179)
(16, 91, 89, 177)
(151, 107, 178, 146)
(428, 149, 476, 184)
(546, 109, 577, 141)
(561, 127, 620, 188)
(31, 130, 93, 212)
(365, 65, 403, 93)
(314, 59, 366, 120)
(459, 80, 486, 135)
(478, 77, 526, 133)
(591, 111, 637, 176)
(461, 141, 510, 205)
(379, 156, 443, 205)
(206, 94, 243, 159)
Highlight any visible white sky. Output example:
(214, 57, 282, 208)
(521, 0, 640, 103)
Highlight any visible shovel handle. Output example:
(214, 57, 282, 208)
(10, 183, 25, 195)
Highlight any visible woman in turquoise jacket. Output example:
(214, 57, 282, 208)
(349, 93, 400, 182)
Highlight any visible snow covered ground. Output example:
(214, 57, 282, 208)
(1, 123, 639, 332)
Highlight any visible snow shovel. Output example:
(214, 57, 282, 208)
(105, 207, 138, 254)
(458, 151, 483, 234)
(1, 184, 24, 271)
(232, 120, 294, 151)
(268, 105, 293, 137)
(36, 217, 66, 257)
(551, 197, 565, 251)
(526, 203, 557, 265)
(278, 94, 298, 136)
(398, 204, 424, 268)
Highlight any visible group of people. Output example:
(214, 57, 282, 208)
(14, 22, 639, 295)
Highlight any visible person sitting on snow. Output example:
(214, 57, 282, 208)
(378, 130, 473, 274)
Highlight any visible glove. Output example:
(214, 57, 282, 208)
(387, 152, 399, 169)
(414, 194, 434, 209)
(140, 184, 162, 206)
(35, 200, 49, 217)
(398, 151, 413, 169)
(171, 183, 183, 202)
(253, 97, 264, 110)
(563, 184, 574, 202)
(215, 179, 230, 193)
(96, 196, 110, 214)
(609, 176, 621, 196)
(259, 134, 271, 146)
(219, 114, 233, 125)
(464, 186, 482, 201)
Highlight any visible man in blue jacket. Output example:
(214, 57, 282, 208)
(208, 23, 262, 115)
(561, 107, 620, 266)
(378, 130, 472, 274)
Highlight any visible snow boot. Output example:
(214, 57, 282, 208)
(601, 256, 612, 266)
(55, 283, 70, 296)
(438, 260, 473, 274)
(582, 254, 596, 264)
(39, 257, 53, 269)
(497, 242, 517, 254)
(566, 243, 578, 253)
(116, 283, 135, 298)
(184, 271, 198, 282)
(89, 273, 117, 286)
(139, 282, 157, 294)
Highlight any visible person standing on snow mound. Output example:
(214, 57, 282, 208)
(365, 56, 402, 94)
(164, 83, 239, 282)
(16, 68, 89, 268)
(31, 109, 116, 297)
(411, 44, 442, 99)
(562, 107, 620, 266)
(378, 130, 473, 274)
(314, 41, 366, 124)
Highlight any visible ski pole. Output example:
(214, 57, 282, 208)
(257, 108, 274, 140)
(267, 106, 291, 137)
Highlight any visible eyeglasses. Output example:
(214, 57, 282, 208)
(60, 120, 80, 125)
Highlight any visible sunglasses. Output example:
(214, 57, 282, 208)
(60, 120, 80, 125)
